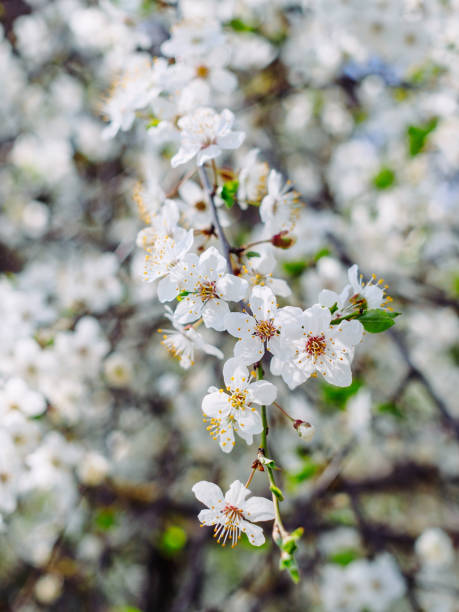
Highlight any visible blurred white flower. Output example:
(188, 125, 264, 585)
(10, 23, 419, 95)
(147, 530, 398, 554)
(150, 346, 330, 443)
(34, 574, 63, 605)
(171, 107, 245, 168)
(415, 527, 455, 568)
(77, 451, 110, 486)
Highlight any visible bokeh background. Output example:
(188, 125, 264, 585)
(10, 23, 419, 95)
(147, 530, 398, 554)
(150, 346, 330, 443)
(0, 0, 458, 610)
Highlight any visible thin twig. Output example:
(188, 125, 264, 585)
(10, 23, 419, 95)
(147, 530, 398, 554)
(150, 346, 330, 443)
(198, 164, 233, 274)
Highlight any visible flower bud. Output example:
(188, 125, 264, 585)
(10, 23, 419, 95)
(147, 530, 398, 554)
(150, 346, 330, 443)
(271, 232, 296, 249)
(293, 420, 315, 441)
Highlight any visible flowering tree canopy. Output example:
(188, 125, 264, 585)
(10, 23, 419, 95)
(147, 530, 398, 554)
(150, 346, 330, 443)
(0, 0, 458, 610)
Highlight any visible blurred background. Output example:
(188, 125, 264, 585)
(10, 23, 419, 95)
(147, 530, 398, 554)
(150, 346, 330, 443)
(0, 0, 458, 610)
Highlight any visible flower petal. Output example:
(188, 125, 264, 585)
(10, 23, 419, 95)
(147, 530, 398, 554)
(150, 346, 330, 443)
(174, 296, 202, 324)
(237, 409, 263, 438)
(219, 422, 235, 453)
(202, 299, 229, 331)
(248, 380, 277, 405)
(271, 357, 307, 390)
(171, 143, 201, 168)
(199, 246, 227, 278)
(240, 519, 265, 546)
(243, 496, 275, 522)
(198, 508, 220, 525)
(192, 480, 224, 509)
(223, 358, 250, 390)
(217, 131, 245, 150)
(225, 480, 251, 507)
(336, 319, 363, 346)
(319, 289, 340, 308)
(322, 358, 353, 387)
(197, 145, 222, 166)
(225, 312, 255, 339)
(302, 303, 331, 336)
(249, 286, 277, 321)
(202, 391, 231, 418)
(216, 274, 249, 302)
(234, 337, 264, 365)
(157, 276, 180, 303)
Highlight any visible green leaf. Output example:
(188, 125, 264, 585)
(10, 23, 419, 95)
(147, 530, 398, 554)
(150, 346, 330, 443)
(279, 553, 300, 583)
(245, 251, 260, 258)
(221, 180, 239, 209)
(407, 118, 438, 156)
(313, 247, 331, 262)
(329, 549, 360, 566)
(290, 459, 320, 483)
(358, 309, 400, 333)
(161, 525, 187, 554)
(282, 260, 307, 278)
(94, 508, 117, 531)
(147, 116, 160, 128)
(227, 18, 258, 33)
(176, 290, 190, 302)
(449, 343, 459, 366)
(270, 485, 284, 501)
(377, 402, 404, 419)
(372, 167, 396, 190)
(321, 379, 363, 410)
(281, 527, 303, 554)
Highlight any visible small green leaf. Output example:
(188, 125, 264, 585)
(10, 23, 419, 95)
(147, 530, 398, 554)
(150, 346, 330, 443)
(176, 290, 190, 302)
(245, 251, 260, 258)
(358, 309, 400, 333)
(321, 379, 363, 410)
(407, 118, 438, 156)
(290, 459, 320, 483)
(372, 167, 396, 190)
(94, 508, 117, 531)
(221, 180, 239, 209)
(281, 527, 303, 554)
(279, 553, 300, 583)
(313, 247, 331, 262)
(449, 343, 459, 366)
(270, 485, 284, 501)
(377, 402, 404, 419)
(147, 116, 160, 128)
(282, 260, 307, 278)
(329, 549, 360, 566)
(161, 525, 187, 555)
(227, 18, 258, 33)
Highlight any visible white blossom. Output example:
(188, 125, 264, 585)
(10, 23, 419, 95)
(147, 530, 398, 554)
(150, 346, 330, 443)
(159, 246, 248, 331)
(270, 304, 363, 389)
(137, 200, 194, 283)
(158, 307, 223, 369)
(171, 107, 245, 168)
(202, 357, 276, 453)
(415, 527, 455, 568)
(260, 170, 301, 235)
(192, 479, 274, 547)
(319, 264, 392, 316)
(0, 377, 46, 418)
(224, 286, 296, 365)
(238, 148, 269, 209)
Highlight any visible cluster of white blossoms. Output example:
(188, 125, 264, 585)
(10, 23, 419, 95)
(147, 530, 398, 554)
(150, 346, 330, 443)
(2, 0, 458, 607)
(111, 14, 401, 560)
(320, 553, 406, 612)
